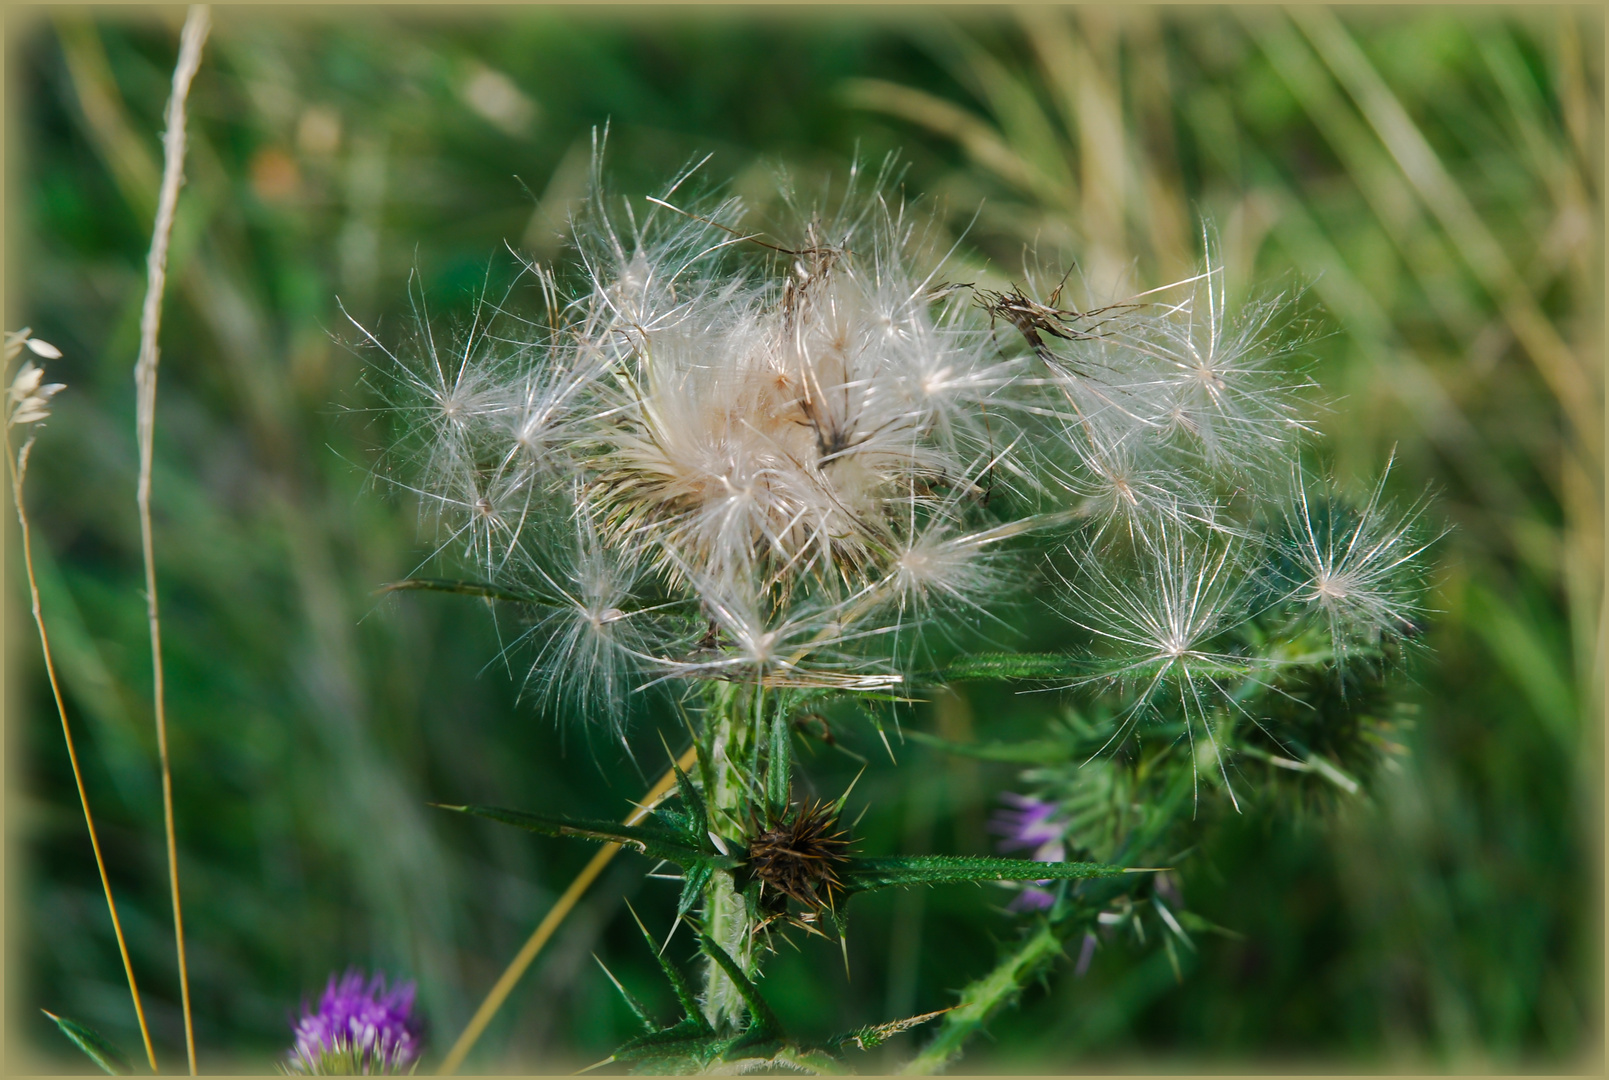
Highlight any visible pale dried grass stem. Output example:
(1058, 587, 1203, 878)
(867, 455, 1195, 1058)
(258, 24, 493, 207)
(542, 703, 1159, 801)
(133, 7, 210, 1074)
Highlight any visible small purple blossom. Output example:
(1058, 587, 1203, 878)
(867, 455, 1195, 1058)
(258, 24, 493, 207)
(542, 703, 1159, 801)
(990, 792, 1069, 861)
(288, 969, 423, 1075)
(989, 792, 1071, 913)
(1073, 931, 1099, 977)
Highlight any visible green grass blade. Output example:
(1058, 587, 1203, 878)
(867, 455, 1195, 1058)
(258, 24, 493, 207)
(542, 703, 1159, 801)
(42, 1011, 132, 1075)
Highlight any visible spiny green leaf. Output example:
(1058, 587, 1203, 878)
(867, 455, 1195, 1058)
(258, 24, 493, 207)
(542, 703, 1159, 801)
(840, 854, 1121, 893)
(677, 862, 714, 918)
(896, 920, 1065, 1074)
(613, 1031, 767, 1073)
(767, 1046, 850, 1074)
(435, 803, 736, 870)
(766, 707, 791, 818)
(42, 1011, 131, 1075)
(670, 754, 708, 830)
(613, 1016, 723, 1058)
(934, 652, 1085, 681)
(626, 904, 710, 1032)
(712, 1045, 847, 1074)
(652, 806, 694, 835)
(689, 710, 717, 793)
(936, 651, 1262, 684)
(655, 730, 709, 838)
(612, 1022, 772, 1071)
(594, 957, 657, 1034)
(699, 934, 783, 1040)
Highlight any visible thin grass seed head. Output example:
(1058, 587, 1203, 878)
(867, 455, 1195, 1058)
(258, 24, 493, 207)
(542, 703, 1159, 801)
(6, 329, 65, 429)
(4, 327, 63, 365)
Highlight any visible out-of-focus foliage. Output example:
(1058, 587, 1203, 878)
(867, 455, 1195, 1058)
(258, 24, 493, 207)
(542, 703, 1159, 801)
(11, 7, 1598, 1072)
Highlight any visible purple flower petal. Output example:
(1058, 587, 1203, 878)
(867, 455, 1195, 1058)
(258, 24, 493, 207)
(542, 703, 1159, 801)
(989, 792, 1070, 859)
(991, 791, 1078, 915)
(1073, 932, 1098, 977)
(288, 969, 423, 1074)
(1006, 885, 1057, 912)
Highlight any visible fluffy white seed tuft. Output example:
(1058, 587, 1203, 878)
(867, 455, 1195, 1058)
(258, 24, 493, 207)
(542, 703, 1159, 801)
(369, 158, 1428, 745)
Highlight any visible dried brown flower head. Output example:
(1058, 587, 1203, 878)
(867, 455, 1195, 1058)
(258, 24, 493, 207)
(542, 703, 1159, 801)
(744, 798, 851, 917)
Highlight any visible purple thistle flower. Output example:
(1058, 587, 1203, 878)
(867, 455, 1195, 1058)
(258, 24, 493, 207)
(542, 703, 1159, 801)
(989, 792, 1070, 913)
(288, 969, 423, 1075)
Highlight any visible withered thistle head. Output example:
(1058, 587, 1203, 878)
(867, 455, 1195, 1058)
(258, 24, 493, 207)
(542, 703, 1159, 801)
(744, 798, 851, 915)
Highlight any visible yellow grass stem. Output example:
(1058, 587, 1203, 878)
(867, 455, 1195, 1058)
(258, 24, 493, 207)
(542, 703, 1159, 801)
(133, 7, 210, 1074)
(8, 437, 159, 1073)
(436, 745, 699, 1075)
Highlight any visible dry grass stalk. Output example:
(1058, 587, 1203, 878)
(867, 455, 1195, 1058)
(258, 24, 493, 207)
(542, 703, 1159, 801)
(6, 335, 159, 1072)
(436, 747, 697, 1076)
(133, 6, 211, 1074)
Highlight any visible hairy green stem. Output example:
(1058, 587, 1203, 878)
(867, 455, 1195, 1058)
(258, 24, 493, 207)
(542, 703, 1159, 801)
(900, 919, 1065, 1075)
(701, 681, 760, 1030)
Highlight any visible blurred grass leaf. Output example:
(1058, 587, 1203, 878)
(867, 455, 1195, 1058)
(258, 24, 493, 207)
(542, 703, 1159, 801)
(43, 1011, 132, 1075)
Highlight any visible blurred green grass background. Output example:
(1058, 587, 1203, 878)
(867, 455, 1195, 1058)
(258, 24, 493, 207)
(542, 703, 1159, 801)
(8, 6, 1600, 1072)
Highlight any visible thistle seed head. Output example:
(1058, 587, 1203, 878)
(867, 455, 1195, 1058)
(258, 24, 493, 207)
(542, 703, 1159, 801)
(366, 154, 1427, 749)
(1278, 459, 1440, 662)
(744, 798, 851, 915)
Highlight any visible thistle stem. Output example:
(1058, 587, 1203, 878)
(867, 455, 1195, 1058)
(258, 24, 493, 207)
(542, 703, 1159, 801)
(900, 919, 1065, 1075)
(701, 682, 759, 1030)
